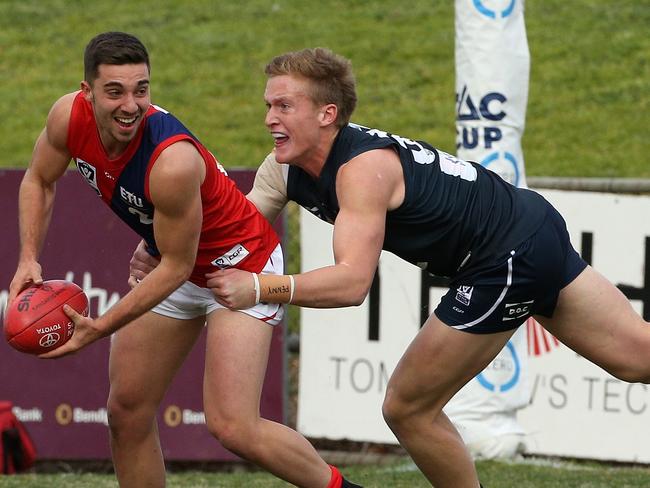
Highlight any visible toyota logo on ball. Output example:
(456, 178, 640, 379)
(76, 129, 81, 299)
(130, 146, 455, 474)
(39, 333, 61, 348)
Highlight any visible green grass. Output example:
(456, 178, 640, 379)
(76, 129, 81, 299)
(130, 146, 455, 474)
(0, 0, 648, 175)
(2, 458, 650, 487)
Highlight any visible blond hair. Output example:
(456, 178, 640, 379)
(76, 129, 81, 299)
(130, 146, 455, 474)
(265, 48, 357, 128)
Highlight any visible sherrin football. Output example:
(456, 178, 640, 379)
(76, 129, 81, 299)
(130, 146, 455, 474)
(4, 280, 89, 355)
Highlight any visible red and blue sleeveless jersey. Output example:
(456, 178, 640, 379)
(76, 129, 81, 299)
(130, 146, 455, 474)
(66, 91, 279, 287)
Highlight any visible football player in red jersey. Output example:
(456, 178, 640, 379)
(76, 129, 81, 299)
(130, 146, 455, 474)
(8, 33, 360, 488)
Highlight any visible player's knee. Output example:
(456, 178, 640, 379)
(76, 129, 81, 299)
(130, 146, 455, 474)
(106, 395, 156, 439)
(206, 415, 256, 456)
(381, 387, 410, 431)
(382, 384, 446, 435)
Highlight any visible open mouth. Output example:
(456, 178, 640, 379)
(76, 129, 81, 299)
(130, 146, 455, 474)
(114, 115, 138, 129)
(271, 131, 289, 146)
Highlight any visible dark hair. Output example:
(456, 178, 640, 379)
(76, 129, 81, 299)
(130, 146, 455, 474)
(83, 32, 150, 82)
(265, 48, 357, 128)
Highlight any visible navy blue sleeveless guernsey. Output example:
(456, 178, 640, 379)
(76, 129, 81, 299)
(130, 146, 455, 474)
(286, 123, 548, 278)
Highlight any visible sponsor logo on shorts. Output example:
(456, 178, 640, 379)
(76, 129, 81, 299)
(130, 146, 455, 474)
(455, 285, 474, 306)
(211, 244, 250, 268)
(503, 300, 534, 321)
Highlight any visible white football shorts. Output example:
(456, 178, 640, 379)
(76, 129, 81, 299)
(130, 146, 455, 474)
(151, 244, 284, 326)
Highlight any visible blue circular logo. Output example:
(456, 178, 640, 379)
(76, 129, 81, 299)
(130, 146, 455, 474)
(473, 0, 516, 19)
(480, 151, 520, 186)
(476, 341, 521, 392)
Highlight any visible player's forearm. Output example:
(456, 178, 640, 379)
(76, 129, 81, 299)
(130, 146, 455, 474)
(260, 264, 372, 308)
(246, 190, 285, 224)
(17, 171, 56, 263)
(93, 258, 192, 335)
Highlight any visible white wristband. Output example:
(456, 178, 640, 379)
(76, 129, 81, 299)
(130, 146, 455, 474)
(252, 273, 261, 304)
(288, 275, 295, 304)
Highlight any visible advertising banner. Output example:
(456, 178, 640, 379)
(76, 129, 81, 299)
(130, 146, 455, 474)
(0, 169, 285, 461)
(519, 190, 650, 462)
(297, 189, 650, 463)
(455, 0, 529, 187)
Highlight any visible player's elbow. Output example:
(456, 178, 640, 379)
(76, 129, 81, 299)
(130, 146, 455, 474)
(177, 262, 194, 282)
(346, 281, 371, 306)
(160, 258, 194, 285)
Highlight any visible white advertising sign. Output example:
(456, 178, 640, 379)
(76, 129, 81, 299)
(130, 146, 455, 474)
(520, 190, 650, 462)
(454, 0, 531, 455)
(298, 189, 650, 462)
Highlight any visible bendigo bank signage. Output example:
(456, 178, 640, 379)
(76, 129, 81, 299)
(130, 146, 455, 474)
(0, 169, 285, 461)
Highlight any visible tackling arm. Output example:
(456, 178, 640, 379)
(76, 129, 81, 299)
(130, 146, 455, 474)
(128, 151, 287, 284)
(287, 150, 398, 307)
(246, 151, 289, 223)
(208, 148, 404, 309)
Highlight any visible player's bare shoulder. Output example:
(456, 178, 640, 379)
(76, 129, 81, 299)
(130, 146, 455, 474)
(338, 148, 405, 210)
(149, 140, 205, 202)
(45, 91, 79, 150)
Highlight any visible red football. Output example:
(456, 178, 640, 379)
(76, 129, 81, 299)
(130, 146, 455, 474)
(4, 280, 89, 355)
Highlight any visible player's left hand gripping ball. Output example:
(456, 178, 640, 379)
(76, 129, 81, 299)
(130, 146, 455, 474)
(4, 280, 89, 355)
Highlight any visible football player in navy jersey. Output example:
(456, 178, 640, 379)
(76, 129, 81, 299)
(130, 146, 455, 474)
(127, 47, 650, 488)
(8, 34, 360, 488)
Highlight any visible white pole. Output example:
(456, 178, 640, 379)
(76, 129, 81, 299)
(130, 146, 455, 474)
(455, 0, 530, 188)
(448, 0, 531, 459)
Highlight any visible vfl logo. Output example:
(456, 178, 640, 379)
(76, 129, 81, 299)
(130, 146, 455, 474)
(211, 244, 250, 268)
(472, 0, 516, 19)
(76, 159, 101, 196)
(503, 300, 534, 321)
(455, 285, 474, 306)
(39, 333, 60, 348)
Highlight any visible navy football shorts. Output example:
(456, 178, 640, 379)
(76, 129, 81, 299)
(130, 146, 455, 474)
(435, 205, 587, 334)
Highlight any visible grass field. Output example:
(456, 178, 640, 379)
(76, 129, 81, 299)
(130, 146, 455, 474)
(2, 458, 650, 487)
(1, 1, 649, 486)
